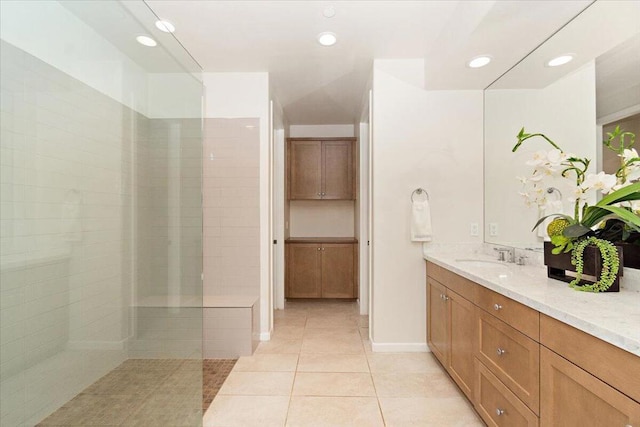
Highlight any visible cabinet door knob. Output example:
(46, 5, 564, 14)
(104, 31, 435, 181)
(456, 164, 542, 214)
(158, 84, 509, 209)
(493, 303, 503, 311)
(495, 408, 505, 416)
(496, 348, 506, 356)
(317, 192, 321, 196)
(317, 247, 321, 251)
(444, 295, 449, 301)
(321, 247, 325, 251)
(321, 192, 326, 196)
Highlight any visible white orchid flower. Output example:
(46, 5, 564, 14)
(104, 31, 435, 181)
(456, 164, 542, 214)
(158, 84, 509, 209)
(516, 176, 528, 185)
(525, 150, 549, 167)
(622, 148, 639, 163)
(581, 171, 617, 192)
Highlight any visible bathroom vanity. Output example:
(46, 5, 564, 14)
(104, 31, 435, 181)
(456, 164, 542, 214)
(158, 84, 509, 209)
(425, 255, 640, 427)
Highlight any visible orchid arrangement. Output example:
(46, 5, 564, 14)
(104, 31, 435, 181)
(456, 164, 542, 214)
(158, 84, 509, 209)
(513, 126, 640, 252)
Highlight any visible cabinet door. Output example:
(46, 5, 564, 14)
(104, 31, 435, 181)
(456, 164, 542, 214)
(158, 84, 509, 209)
(448, 290, 475, 400)
(287, 244, 321, 298)
(540, 346, 640, 427)
(322, 140, 354, 200)
(427, 279, 449, 366)
(289, 140, 322, 199)
(320, 243, 355, 298)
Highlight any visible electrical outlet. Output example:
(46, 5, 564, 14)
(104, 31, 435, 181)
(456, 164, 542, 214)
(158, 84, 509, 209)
(470, 223, 479, 236)
(489, 223, 498, 237)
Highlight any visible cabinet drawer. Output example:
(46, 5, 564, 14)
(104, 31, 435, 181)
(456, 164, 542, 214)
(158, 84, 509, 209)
(477, 309, 540, 414)
(476, 285, 539, 340)
(475, 360, 539, 427)
(426, 262, 478, 302)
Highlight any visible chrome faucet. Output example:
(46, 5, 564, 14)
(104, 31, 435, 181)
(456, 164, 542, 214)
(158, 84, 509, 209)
(494, 247, 515, 263)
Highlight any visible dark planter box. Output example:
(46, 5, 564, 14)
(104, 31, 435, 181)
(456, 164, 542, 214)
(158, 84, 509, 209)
(543, 241, 623, 292)
(619, 241, 640, 269)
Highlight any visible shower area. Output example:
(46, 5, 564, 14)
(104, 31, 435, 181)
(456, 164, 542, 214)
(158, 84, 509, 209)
(1, 1, 206, 425)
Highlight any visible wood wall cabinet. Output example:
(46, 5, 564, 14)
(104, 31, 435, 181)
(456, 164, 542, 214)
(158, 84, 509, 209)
(426, 261, 640, 427)
(287, 138, 356, 200)
(286, 238, 358, 299)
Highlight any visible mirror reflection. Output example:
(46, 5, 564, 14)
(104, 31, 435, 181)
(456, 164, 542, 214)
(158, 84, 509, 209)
(484, 1, 640, 248)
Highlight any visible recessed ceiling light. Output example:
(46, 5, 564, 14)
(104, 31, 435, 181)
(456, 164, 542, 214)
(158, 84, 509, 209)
(323, 6, 336, 18)
(467, 55, 492, 68)
(546, 54, 574, 67)
(155, 20, 175, 33)
(136, 35, 157, 47)
(317, 32, 337, 47)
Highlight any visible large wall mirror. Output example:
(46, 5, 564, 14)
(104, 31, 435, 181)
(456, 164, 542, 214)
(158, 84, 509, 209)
(484, 1, 640, 248)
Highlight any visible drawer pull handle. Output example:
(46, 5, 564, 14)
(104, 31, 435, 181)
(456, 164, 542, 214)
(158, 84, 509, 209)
(495, 408, 505, 416)
(496, 348, 506, 356)
(493, 303, 503, 311)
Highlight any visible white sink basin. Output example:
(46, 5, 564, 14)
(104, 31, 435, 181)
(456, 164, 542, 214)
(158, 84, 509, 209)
(454, 259, 512, 277)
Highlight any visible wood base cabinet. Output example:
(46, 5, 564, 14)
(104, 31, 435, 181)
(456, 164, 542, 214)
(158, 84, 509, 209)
(426, 278, 475, 400)
(286, 239, 357, 299)
(426, 261, 640, 427)
(540, 347, 640, 427)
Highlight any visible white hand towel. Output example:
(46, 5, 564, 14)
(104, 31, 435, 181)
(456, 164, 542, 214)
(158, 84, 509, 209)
(538, 200, 564, 239)
(411, 199, 432, 242)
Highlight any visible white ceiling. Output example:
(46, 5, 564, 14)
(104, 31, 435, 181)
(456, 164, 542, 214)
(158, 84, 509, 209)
(144, 0, 593, 125)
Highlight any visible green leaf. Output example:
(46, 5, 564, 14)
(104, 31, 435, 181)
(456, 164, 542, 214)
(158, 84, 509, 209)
(552, 246, 563, 254)
(597, 182, 640, 207)
(563, 224, 591, 238)
(594, 205, 640, 229)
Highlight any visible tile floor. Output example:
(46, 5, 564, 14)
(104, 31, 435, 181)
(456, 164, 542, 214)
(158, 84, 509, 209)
(203, 300, 484, 427)
(38, 358, 236, 426)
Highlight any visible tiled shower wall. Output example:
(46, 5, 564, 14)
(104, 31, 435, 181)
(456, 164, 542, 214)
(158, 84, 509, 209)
(0, 40, 134, 426)
(203, 119, 260, 298)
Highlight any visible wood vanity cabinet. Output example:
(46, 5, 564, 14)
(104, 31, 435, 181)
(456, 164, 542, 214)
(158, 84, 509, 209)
(287, 138, 355, 200)
(426, 261, 640, 427)
(286, 239, 357, 299)
(427, 274, 476, 400)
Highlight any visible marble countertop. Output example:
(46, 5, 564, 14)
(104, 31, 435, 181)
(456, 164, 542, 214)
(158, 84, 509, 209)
(423, 247, 640, 357)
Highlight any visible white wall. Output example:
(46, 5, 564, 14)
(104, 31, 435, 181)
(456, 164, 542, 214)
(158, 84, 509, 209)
(485, 62, 597, 247)
(289, 124, 354, 138)
(289, 201, 355, 237)
(371, 59, 484, 349)
(203, 72, 271, 339)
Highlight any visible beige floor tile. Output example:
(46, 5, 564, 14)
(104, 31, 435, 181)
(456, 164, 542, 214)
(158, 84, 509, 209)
(274, 316, 308, 327)
(271, 325, 305, 339)
(255, 338, 302, 354)
(203, 395, 289, 427)
(286, 396, 384, 426)
(233, 354, 299, 372)
(379, 397, 484, 426)
(293, 372, 376, 397)
(297, 353, 369, 373)
(301, 336, 364, 354)
(305, 315, 359, 329)
(367, 352, 442, 373)
(372, 372, 462, 398)
(303, 328, 360, 340)
(218, 371, 295, 395)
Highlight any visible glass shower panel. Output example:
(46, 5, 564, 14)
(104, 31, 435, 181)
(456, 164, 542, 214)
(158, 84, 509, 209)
(0, 1, 203, 425)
